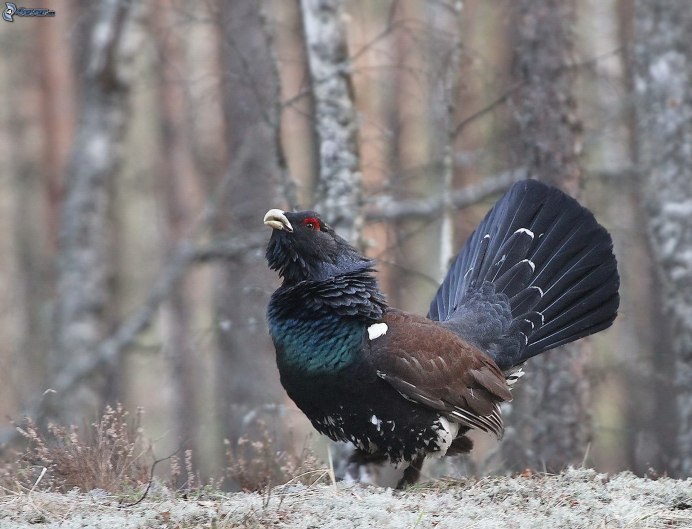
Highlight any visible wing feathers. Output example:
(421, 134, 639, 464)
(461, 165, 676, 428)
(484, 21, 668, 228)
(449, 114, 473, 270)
(369, 311, 511, 440)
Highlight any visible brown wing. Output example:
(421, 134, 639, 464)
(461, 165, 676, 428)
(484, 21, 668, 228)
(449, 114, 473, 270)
(365, 310, 513, 438)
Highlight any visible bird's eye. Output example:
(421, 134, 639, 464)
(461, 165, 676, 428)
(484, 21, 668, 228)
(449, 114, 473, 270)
(302, 217, 321, 231)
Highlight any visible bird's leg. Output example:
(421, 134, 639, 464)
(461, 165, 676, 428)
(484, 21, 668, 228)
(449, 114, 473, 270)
(396, 455, 425, 489)
(345, 449, 388, 484)
(446, 433, 473, 455)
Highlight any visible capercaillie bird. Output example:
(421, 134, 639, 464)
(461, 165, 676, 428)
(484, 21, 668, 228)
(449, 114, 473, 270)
(263, 179, 619, 488)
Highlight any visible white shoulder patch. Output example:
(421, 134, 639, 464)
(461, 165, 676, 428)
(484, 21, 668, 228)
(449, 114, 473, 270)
(367, 322, 388, 340)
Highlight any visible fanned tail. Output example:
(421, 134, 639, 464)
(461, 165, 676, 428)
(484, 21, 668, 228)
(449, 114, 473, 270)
(428, 179, 620, 371)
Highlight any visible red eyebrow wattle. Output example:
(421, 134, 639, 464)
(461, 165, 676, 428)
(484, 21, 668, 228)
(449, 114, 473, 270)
(302, 217, 321, 230)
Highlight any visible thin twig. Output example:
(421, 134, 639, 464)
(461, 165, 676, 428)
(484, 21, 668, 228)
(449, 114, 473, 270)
(28, 467, 47, 495)
(451, 48, 623, 139)
(452, 82, 521, 138)
(120, 445, 185, 508)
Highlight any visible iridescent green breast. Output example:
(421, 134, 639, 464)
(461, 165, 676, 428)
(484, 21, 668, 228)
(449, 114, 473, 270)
(268, 314, 364, 375)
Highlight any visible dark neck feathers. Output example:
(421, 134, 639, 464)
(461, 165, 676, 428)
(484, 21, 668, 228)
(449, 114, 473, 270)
(268, 265, 387, 323)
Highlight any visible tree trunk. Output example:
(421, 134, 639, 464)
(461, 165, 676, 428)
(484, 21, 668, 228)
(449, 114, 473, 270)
(508, 0, 583, 196)
(0, 19, 59, 409)
(425, 1, 463, 281)
(38, 5, 75, 252)
(300, 0, 362, 243)
(633, 0, 692, 477)
(613, 0, 677, 476)
(154, 0, 200, 473)
(52, 0, 140, 422)
(501, 0, 590, 472)
(215, 0, 286, 447)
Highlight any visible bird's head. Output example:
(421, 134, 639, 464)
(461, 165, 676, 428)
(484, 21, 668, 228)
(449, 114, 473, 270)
(264, 209, 371, 284)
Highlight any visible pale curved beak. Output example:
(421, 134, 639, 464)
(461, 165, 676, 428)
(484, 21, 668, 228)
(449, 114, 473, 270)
(263, 209, 293, 232)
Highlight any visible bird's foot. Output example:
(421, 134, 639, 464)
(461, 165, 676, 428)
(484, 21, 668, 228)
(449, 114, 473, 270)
(395, 455, 425, 489)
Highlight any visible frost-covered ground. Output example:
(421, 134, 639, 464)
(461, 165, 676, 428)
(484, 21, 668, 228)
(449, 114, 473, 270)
(0, 469, 689, 529)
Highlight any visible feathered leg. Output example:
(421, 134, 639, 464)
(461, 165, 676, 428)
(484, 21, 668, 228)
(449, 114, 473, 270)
(396, 455, 425, 489)
(345, 449, 387, 484)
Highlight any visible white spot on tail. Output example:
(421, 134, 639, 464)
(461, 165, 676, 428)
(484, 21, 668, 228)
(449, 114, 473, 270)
(431, 417, 460, 458)
(515, 228, 535, 239)
(521, 259, 535, 272)
(367, 323, 388, 340)
(506, 367, 525, 387)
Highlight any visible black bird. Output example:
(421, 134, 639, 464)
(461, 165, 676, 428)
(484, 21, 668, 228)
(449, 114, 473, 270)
(264, 180, 619, 488)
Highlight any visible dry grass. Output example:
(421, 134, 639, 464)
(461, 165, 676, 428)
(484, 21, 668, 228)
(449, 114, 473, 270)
(3, 404, 151, 494)
(2, 404, 329, 502)
(0, 468, 688, 529)
(224, 420, 328, 492)
(2, 407, 687, 528)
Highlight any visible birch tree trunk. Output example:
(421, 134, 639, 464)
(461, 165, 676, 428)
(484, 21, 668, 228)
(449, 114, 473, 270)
(427, 2, 463, 281)
(300, 0, 362, 243)
(634, 0, 692, 477)
(501, 0, 590, 472)
(52, 0, 140, 421)
(298, 0, 366, 478)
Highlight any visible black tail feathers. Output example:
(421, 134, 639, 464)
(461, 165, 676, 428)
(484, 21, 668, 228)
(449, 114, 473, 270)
(428, 179, 620, 371)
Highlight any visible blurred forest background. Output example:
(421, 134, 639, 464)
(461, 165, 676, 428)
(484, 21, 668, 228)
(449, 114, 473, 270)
(0, 0, 690, 488)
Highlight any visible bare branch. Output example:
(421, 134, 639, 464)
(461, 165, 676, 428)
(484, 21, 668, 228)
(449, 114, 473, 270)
(191, 234, 266, 263)
(0, 233, 264, 447)
(81, 236, 261, 369)
(589, 166, 637, 183)
(365, 169, 527, 222)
